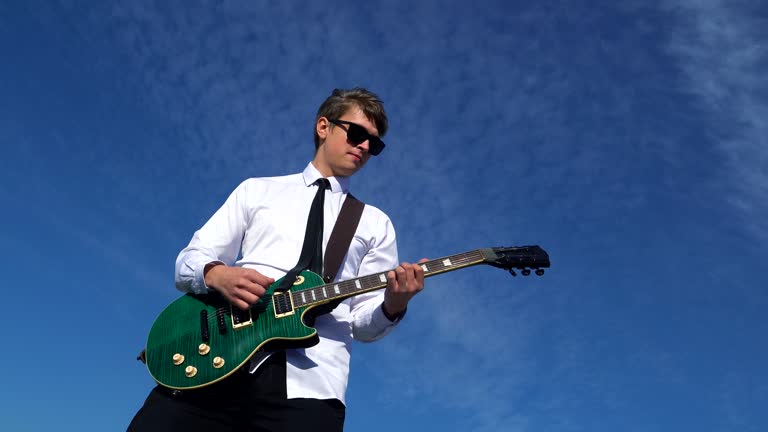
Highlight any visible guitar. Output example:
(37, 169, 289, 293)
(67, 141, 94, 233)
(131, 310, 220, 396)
(144, 245, 550, 390)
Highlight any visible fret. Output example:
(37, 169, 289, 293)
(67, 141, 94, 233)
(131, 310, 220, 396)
(420, 250, 484, 277)
(369, 274, 383, 287)
(290, 249, 498, 308)
(341, 280, 353, 294)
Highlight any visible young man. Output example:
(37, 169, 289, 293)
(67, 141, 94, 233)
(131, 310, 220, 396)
(128, 88, 425, 431)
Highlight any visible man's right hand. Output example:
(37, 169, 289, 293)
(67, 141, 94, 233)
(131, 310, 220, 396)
(204, 264, 275, 310)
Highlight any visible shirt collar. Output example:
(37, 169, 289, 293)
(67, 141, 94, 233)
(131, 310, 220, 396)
(302, 162, 350, 193)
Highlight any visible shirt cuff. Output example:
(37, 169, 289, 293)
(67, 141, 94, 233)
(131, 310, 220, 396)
(193, 261, 225, 293)
(379, 302, 407, 324)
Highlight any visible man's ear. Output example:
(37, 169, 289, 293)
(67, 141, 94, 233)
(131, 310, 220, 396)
(316, 117, 330, 143)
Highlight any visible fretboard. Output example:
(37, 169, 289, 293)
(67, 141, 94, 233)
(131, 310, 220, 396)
(289, 249, 487, 308)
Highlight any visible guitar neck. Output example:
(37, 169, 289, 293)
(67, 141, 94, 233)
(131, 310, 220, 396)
(290, 249, 489, 309)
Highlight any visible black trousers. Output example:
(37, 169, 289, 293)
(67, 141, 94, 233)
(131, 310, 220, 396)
(127, 352, 345, 432)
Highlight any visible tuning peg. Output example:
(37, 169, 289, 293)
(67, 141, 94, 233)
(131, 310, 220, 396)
(508, 269, 517, 277)
(535, 269, 545, 276)
(522, 269, 531, 276)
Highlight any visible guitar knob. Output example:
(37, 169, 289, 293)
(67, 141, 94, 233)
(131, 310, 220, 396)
(198, 344, 210, 355)
(535, 269, 544, 276)
(185, 366, 197, 377)
(522, 269, 531, 276)
(213, 357, 225, 369)
(172, 354, 185, 365)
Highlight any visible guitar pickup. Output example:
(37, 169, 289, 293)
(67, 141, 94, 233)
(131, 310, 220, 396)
(273, 291, 295, 318)
(200, 310, 210, 342)
(230, 306, 253, 329)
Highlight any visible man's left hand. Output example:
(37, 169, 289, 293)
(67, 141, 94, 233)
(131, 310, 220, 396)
(383, 258, 428, 318)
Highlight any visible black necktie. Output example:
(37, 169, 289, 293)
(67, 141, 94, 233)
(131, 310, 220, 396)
(305, 178, 330, 275)
(275, 178, 329, 292)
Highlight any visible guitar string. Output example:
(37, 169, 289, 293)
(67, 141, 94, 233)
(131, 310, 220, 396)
(197, 249, 535, 324)
(196, 252, 488, 323)
(284, 252, 483, 308)
(196, 254, 486, 325)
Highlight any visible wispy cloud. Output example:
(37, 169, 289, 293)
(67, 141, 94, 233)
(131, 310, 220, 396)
(361, 270, 545, 431)
(665, 0, 768, 240)
(0, 152, 169, 296)
(719, 369, 768, 432)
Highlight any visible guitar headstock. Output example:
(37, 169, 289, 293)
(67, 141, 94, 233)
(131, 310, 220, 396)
(481, 246, 551, 276)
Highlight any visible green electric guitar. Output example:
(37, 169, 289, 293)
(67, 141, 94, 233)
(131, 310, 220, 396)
(143, 246, 550, 390)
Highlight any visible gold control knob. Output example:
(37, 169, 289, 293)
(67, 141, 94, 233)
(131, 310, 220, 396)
(172, 354, 185, 365)
(213, 357, 225, 369)
(198, 344, 210, 355)
(185, 366, 197, 377)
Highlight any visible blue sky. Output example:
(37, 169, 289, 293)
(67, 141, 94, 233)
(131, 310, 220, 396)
(1, 1, 766, 431)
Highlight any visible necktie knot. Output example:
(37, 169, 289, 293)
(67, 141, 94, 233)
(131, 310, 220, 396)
(314, 178, 330, 190)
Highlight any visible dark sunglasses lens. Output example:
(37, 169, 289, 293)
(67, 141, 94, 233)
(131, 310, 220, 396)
(369, 140, 385, 155)
(346, 123, 368, 144)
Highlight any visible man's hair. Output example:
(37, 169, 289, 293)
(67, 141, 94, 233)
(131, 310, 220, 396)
(314, 87, 389, 150)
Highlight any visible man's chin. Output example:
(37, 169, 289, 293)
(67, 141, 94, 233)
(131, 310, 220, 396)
(334, 165, 362, 178)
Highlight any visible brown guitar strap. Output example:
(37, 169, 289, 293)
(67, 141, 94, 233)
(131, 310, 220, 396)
(299, 193, 365, 325)
(323, 193, 365, 282)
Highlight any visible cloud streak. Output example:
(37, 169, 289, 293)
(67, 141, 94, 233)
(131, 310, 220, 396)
(665, 0, 768, 240)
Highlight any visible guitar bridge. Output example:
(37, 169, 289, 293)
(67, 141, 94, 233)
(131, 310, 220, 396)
(230, 306, 253, 329)
(273, 291, 295, 318)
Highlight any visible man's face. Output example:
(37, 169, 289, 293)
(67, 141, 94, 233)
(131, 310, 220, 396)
(313, 108, 379, 177)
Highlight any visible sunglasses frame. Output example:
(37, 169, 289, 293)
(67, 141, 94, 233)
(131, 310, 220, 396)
(328, 119, 386, 156)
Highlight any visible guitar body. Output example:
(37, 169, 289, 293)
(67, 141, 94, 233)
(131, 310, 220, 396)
(145, 270, 324, 390)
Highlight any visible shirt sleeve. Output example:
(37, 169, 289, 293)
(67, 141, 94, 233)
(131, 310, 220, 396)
(175, 180, 250, 294)
(349, 211, 402, 342)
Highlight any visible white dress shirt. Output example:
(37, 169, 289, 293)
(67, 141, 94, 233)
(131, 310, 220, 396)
(175, 162, 401, 404)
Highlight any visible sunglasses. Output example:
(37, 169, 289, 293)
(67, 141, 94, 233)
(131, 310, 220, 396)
(329, 119, 386, 156)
